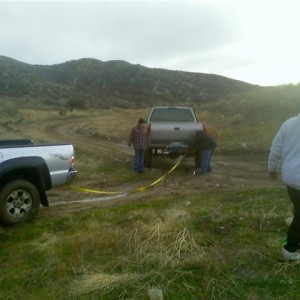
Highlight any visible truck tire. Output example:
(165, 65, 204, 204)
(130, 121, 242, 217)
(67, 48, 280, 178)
(144, 148, 152, 167)
(0, 180, 40, 226)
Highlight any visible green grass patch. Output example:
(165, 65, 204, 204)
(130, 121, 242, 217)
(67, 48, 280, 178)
(1, 187, 298, 299)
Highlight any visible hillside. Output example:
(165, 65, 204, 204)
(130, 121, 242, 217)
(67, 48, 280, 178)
(0, 56, 258, 109)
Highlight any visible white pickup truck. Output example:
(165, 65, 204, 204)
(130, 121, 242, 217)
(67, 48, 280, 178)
(145, 106, 206, 167)
(0, 139, 77, 225)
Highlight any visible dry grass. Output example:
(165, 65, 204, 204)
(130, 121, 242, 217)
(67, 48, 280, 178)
(3, 108, 149, 144)
(30, 231, 60, 253)
(69, 208, 208, 297)
(129, 224, 203, 269)
(128, 208, 204, 269)
(71, 271, 140, 295)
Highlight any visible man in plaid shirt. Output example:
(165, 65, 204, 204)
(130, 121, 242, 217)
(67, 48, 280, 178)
(128, 118, 150, 173)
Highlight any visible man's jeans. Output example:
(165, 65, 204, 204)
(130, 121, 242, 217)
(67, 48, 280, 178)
(285, 186, 300, 252)
(199, 149, 213, 174)
(134, 149, 145, 173)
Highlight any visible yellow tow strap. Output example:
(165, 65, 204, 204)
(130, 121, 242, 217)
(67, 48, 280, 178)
(134, 156, 184, 192)
(66, 154, 186, 195)
(66, 186, 121, 195)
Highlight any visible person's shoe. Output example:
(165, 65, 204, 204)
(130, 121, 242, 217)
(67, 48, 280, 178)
(280, 248, 300, 261)
(193, 170, 202, 175)
(193, 170, 206, 175)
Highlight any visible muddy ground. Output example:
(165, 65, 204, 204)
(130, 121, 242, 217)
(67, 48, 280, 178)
(37, 116, 283, 220)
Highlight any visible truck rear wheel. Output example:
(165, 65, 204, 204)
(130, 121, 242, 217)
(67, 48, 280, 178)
(0, 180, 40, 226)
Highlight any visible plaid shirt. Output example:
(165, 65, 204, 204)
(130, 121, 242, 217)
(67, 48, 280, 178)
(128, 125, 150, 150)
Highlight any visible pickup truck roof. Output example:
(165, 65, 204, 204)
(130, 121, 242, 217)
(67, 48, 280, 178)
(147, 106, 198, 122)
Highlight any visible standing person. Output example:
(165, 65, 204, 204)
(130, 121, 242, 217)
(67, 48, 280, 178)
(268, 113, 300, 261)
(128, 118, 150, 173)
(193, 130, 217, 175)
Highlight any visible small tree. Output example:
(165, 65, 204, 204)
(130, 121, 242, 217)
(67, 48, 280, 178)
(67, 98, 87, 110)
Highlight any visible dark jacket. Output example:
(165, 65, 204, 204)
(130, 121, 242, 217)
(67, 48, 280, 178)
(194, 131, 217, 151)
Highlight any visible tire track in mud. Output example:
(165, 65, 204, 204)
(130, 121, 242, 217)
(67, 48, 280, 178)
(43, 117, 127, 157)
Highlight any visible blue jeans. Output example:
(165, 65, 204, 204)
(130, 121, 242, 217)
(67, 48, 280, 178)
(199, 149, 213, 174)
(134, 149, 145, 173)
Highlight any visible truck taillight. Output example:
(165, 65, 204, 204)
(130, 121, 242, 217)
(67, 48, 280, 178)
(203, 123, 208, 133)
(71, 155, 75, 166)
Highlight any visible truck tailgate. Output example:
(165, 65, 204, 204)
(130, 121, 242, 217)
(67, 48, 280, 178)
(150, 122, 203, 145)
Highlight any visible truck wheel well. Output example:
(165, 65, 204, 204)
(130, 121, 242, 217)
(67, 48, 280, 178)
(0, 168, 45, 193)
(0, 168, 49, 207)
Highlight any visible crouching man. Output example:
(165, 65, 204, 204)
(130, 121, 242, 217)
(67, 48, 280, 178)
(193, 130, 217, 175)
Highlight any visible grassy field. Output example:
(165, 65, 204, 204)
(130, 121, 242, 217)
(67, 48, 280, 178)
(0, 187, 298, 299)
(0, 96, 300, 299)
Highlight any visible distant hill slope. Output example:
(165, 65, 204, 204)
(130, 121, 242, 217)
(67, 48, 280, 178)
(0, 56, 258, 108)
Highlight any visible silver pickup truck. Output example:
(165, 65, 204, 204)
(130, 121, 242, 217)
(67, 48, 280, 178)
(0, 139, 77, 225)
(145, 106, 206, 167)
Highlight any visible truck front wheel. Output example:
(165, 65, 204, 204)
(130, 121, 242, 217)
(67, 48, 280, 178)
(0, 180, 40, 226)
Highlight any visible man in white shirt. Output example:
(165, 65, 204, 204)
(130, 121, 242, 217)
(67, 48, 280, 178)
(268, 112, 300, 261)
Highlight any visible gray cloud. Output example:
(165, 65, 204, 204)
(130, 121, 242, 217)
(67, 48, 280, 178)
(0, 2, 236, 63)
(1, 1, 300, 85)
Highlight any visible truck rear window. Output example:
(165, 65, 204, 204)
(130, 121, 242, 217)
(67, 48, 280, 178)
(150, 108, 195, 122)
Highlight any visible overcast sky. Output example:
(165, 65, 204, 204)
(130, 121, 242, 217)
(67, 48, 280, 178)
(1, 0, 300, 86)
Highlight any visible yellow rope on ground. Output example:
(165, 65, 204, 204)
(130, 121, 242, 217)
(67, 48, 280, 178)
(66, 153, 186, 195)
(134, 156, 184, 192)
(66, 185, 122, 195)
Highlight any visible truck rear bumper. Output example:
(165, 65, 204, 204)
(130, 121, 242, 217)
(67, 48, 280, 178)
(149, 142, 194, 159)
(66, 167, 78, 185)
